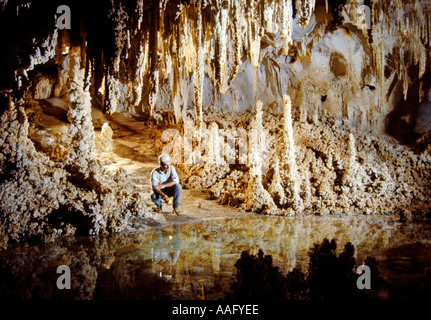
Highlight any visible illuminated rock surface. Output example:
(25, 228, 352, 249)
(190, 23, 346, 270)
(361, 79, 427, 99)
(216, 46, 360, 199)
(0, 0, 430, 251)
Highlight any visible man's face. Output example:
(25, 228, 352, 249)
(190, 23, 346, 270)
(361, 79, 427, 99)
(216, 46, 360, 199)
(161, 162, 170, 172)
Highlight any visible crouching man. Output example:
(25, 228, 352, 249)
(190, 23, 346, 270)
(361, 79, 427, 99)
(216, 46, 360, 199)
(151, 154, 182, 215)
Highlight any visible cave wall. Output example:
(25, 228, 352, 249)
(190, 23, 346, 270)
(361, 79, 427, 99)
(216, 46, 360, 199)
(1, 0, 431, 246)
(4, 1, 430, 135)
(0, 0, 165, 247)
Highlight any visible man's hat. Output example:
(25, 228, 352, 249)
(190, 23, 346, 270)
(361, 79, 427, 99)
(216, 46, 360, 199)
(159, 154, 172, 164)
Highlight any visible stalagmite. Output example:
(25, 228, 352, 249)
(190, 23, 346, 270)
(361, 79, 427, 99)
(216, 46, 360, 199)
(66, 46, 96, 171)
(105, 74, 120, 115)
(184, 118, 198, 165)
(347, 133, 356, 171)
(283, 95, 295, 176)
(95, 123, 114, 154)
(244, 101, 276, 213)
(343, 132, 357, 186)
(299, 88, 308, 123)
(269, 156, 287, 205)
(207, 122, 221, 165)
(303, 167, 312, 208)
(249, 101, 262, 177)
(283, 94, 302, 211)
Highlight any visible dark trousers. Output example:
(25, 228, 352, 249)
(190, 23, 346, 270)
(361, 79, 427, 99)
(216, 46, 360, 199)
(151, 183, 182, 209)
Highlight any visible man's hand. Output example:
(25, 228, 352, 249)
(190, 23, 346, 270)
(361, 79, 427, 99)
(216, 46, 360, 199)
(153, 185, 169, 203)
(153, 181, 176, 203)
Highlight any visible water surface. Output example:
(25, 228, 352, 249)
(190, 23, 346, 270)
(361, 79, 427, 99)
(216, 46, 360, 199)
(1, 215, 431, 300)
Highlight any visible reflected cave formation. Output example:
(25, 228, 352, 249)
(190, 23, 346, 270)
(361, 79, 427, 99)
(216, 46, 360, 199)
(1, 0, 431, 301)
(1, 216, 431, 300)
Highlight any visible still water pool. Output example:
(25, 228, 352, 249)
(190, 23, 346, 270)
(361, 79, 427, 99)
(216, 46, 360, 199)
(1, 215, 431, 299)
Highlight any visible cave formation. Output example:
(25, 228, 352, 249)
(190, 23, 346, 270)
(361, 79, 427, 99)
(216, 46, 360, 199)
(0, 0, 430, 249)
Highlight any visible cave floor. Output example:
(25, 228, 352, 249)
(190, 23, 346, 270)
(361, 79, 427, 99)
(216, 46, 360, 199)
(25, 97, 252, 227)
(90, 100, 253, 225)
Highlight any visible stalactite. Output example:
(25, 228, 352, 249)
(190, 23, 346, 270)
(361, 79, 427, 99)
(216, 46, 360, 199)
(264, 2, 274, 34)
(149, 69, 159, 117)
(180, 6, 196, 75)
(30, 0, 428, 137)
(296, 0, 315, 29)
(108, 0, 128, 74)
(134, 31, 150, 110)
(281, 0, 293, 55)
(179, 64, 189, 121)
(216, 7, 228, 94)
(247, 1, 262, 69)
(54, 33, 70, 98)
(370, 36, 386, 110)
(102, 1, 130, 115)
(14, 30, 58, 90)
(169, 25, 182, 123)
(172, 92, 182, 124)
(230, 0, 246, 83)
(135, 0, 144, 32)
(419, 41, 426, 79)
(163, 45, 172, 81)
(194, 3, 205, 137)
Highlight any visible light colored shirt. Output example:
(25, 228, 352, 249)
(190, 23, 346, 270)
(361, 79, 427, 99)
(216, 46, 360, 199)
(151, 166, 179, 187)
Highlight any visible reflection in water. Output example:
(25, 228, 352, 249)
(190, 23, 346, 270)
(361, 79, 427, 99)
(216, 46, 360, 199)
(0, 215, 431, 299)
(151, 225, 183, 280)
